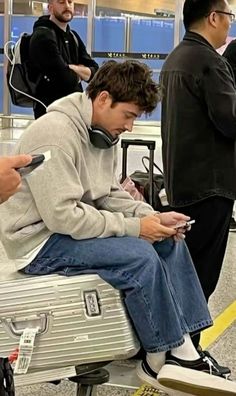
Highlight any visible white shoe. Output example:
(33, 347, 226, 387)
(157, 364, 236, 396)
(136, 360, 195, 396)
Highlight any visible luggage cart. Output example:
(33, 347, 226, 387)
(14, 360, 143, 395)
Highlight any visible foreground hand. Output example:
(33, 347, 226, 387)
(140, 214, 177, 243)
(0, 155, 32, 203)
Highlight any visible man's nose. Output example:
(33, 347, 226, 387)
(65, 1, 72, 8)
(124, 119, 134, 132)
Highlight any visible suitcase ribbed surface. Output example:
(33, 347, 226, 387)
(0, 274, 139, 370)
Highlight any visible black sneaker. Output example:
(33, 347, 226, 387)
(198, 349, 231, 378)
(136, 358, 192, 395)
(229, 217, 236, 232)
(157, 353, 236, 396)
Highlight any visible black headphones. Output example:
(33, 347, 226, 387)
(88, 126, 119, 149)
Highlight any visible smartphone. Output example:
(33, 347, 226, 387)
(16, 154, 45, 176)
(174, 219, 195, 230)
(186, 219, 195, 227)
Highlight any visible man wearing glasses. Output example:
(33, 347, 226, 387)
(160, 0, 236, 377)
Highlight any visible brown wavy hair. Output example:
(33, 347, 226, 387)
(86, 60, 162, 114)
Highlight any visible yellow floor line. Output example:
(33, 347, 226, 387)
(200, 300, 236, 350)
(132, 384, 161, 395)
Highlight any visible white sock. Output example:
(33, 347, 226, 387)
(147, 351, 166, 373)
(171, 333, 200, 361)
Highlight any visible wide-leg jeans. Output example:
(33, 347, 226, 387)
(22, 234, 212, 353)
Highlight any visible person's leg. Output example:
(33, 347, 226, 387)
(149, 235, 236, 394)
(182, 196, 233, 301)
(171, 196, 233, 350)
(22, 234, 236, 395)
(22, 234, 212, 353)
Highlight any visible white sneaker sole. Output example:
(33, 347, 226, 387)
(158, 364, 236, 396)
(136, 361, 195, 396)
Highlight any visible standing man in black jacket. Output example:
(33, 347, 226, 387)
(29, 0, 99, 119)
(160, 0, 236, 369)
(223, 40, 236, 232)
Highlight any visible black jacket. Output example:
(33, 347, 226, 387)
(29, 16, 99, 109)
(160, 31, 236, 207)
(223, 39, 236, 81)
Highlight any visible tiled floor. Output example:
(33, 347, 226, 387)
(0, 127, 235, 395)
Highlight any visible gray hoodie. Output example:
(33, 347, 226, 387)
(0, 92, 154, 263)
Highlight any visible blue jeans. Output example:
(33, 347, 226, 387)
(22, 235, 212, 353)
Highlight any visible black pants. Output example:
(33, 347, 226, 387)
(171, 196, 233, 347)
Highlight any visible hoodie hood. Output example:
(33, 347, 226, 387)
(33, 15, 71, 33)
(47, 92, 93, 143)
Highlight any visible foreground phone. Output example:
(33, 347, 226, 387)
(16, 154, 45, 176)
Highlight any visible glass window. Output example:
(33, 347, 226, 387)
(0, 1, 89, 116)
(94, 0, 176, 123)
(1, 0, 179, 121)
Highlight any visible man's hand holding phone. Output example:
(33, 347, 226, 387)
(158, 212, 195, 242)
(139, 212, 195, 244)
(173, 219, 195, 241)
(139, 214, 177, 243)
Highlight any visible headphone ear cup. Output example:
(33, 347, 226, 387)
(88, 126, 119, 149)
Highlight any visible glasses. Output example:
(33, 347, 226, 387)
(214, 10, 235, 22)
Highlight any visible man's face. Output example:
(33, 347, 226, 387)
(93, 92, 142, 139)
(214, 0, 233, 48)
(49, 0, 74, 23)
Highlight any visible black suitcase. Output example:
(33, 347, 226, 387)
(120, 138, 170, 211)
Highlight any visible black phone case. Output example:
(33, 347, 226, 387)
(17, 154, 45, 176)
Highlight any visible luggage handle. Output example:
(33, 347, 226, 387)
(121, 138, 156, 181)
(121, 139, 156, 151)
(121, 139, 155, 206)
(5, 313, 49, 337)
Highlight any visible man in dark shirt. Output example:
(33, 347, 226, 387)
(29, 0, 99, 118)
(160, 0, 236, 373)
(223, 40, 236, 232)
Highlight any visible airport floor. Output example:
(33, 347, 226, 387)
(0, 125, 235, 395)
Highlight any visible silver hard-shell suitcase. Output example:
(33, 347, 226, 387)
(0, 273, 140, 372)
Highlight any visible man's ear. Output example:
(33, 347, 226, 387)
(97, 91, 111, 107)
(48, 0, 52, 12)
(208, 11, 217, 28)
